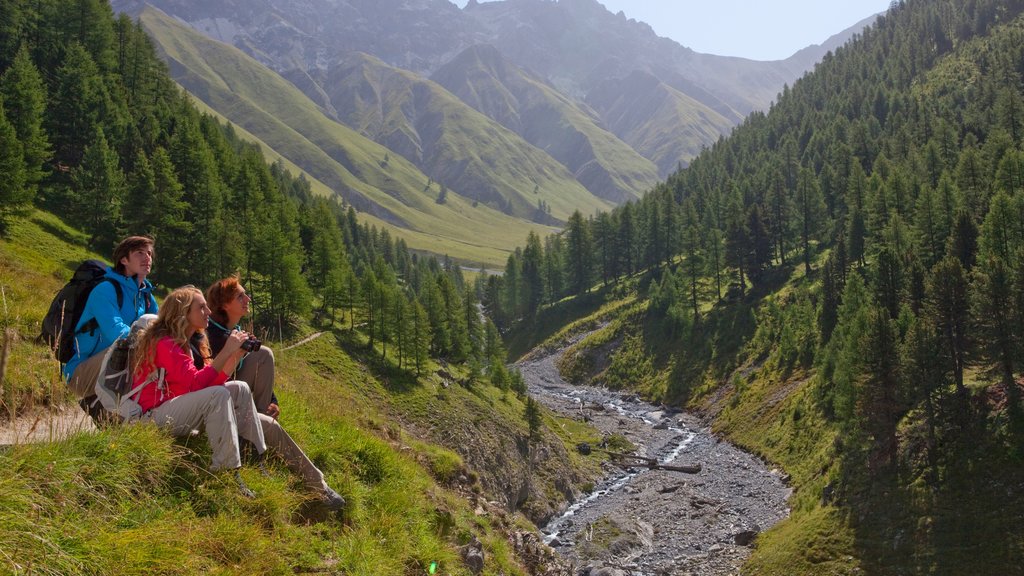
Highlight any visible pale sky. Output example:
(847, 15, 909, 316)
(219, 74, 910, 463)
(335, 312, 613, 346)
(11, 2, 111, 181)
(453, 1, 893, 61)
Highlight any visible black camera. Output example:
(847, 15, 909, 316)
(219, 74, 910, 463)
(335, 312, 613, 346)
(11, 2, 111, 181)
(240, 337, 262, 353)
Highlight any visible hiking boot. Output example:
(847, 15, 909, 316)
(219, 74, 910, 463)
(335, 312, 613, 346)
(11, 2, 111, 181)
(233, 470, 256, 499)
(321, 486, 346, 511)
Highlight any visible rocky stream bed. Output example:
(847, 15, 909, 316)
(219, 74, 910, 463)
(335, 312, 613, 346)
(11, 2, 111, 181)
(516, 343, 792, 576)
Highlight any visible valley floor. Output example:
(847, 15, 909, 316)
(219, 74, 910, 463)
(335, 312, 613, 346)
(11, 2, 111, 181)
(518, 338, 791, 575)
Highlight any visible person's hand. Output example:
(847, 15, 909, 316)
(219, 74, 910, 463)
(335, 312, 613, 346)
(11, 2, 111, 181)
(223, 330, 248, 355)
(265, 402, 280, 419)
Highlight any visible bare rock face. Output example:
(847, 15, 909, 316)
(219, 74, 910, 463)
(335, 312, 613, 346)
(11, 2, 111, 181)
(460, 537, 485, 575)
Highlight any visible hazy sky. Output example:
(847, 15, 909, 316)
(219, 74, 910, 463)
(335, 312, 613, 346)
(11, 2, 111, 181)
(452, 1, 893, 61)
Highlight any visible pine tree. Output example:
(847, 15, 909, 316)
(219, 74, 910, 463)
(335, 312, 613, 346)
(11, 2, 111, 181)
(927, 256, 970, 396)
(72, 126, 125, 249)
(948, 209, 979, 272)
(0, 103, 27, 231)
(521, 231, 544, 313)
(796, 167, 828, 274)
(0, 46, 50, 197)
(409, 297, 430, 377)
(972, 256, 1020, 396)
(524, 396, 542, 444)
(47, 42, 107, 169)
(565, 210, 593, 295)
(859, 306, 902, 473)
(901, 316, 947, 482)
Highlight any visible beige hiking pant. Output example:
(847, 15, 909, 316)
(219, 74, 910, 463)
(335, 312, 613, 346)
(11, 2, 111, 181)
(67, 350, 106, 399)
(144, 381, 266, 472)
(236, 346, 325, 491)
(236, 346, 275, 413)
(260, 414, 327, 491)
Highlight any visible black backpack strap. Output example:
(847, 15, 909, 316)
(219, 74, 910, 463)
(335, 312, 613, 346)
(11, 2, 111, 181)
(109, 278, 123, 309)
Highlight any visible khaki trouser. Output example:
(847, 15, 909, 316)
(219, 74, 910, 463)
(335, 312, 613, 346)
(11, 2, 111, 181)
(144, 381, 266, 472)
(67, 350, 106, 399)
(236, 346, 275, 414)
(260, 413, 327, 492)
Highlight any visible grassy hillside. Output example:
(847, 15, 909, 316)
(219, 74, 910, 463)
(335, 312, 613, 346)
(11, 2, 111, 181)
(316, 51, 613, 221)
(0, 210, 604, 575)
(139, 7, 559, 269)
(586, 70, 737, 178)
(431, 44, 660, 204)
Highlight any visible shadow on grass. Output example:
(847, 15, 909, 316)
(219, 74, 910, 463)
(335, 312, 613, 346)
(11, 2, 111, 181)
(330, 330, 421, 394)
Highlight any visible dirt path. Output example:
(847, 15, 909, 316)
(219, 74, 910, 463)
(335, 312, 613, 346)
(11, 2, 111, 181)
(0, 404, 95, 447)
(283, 331, 324, 351)
(517, 341, 791, 575)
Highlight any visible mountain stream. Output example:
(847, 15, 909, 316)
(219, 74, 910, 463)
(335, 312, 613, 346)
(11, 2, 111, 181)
(516, 340, 791, 575)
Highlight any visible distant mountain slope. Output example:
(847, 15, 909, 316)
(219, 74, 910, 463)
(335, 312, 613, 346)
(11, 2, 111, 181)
(432, 44, 659, 201)
(290, 50, 612, 220)
(112, 0, 880, 198)
(139, 7, 556, 266)
(585, 70, 735, 177)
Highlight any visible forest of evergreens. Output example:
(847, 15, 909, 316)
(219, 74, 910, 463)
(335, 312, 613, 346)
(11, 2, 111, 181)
(493, 0, 1024, 570)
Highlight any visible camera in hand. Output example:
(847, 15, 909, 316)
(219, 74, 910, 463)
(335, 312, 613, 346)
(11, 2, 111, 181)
(240, 337, 262, 353)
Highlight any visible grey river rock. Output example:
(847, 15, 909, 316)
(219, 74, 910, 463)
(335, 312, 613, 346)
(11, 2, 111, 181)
(516, 341, 791, 576)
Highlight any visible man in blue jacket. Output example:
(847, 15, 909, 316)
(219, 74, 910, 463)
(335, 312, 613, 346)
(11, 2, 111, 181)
(64, 236, 159, 398)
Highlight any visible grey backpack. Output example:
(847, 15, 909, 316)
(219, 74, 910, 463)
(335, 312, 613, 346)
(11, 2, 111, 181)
(82, 314, 162, 425)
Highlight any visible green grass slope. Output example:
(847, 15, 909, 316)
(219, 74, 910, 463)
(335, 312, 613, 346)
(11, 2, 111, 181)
(432, 44, 660, 204)
(586, 70, 736, 178)
(140, 7, 557, 268)
(314, 51, 613, 222)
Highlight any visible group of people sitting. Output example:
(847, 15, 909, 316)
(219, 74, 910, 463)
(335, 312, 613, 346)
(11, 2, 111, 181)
(61, 235, 345, 510)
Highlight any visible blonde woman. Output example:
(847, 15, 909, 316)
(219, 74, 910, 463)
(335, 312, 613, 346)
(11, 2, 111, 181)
(132, 286, 265, 496)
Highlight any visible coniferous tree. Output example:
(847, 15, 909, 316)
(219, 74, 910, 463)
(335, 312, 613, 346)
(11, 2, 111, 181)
(745, 204, 772, 284)
(873, 246, 904, 320)
(543, 235, 564, 303)
(618, 201, 636, 276)
(796, 167, 828, 274)
(521, 231, 544, 314)
(859, 306, 902, 473)
(565, 210, 593, 295)
(46, 42, 107, 170)
(72, 126, 125, 249)
(0, 46, 49, 198)
(724, 200, 749, 296)
(524, 396, 542, 444)
(409, 297, 430, 377)
(948, 209, 979, 272)
(819, 255, 842, 343)
(901, 316, 947, 481)
(0, 103, 27, 231)
(973, 256, 1020, 397)
(927, 256, 970, 397)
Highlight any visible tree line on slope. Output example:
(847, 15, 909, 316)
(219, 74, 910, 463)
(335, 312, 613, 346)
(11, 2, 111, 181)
(489, 0, 1024, 486)
(0, 0, 519, 384)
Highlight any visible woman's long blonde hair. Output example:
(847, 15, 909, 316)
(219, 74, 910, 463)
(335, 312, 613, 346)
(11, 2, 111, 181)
(132, 286, 210, 374)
